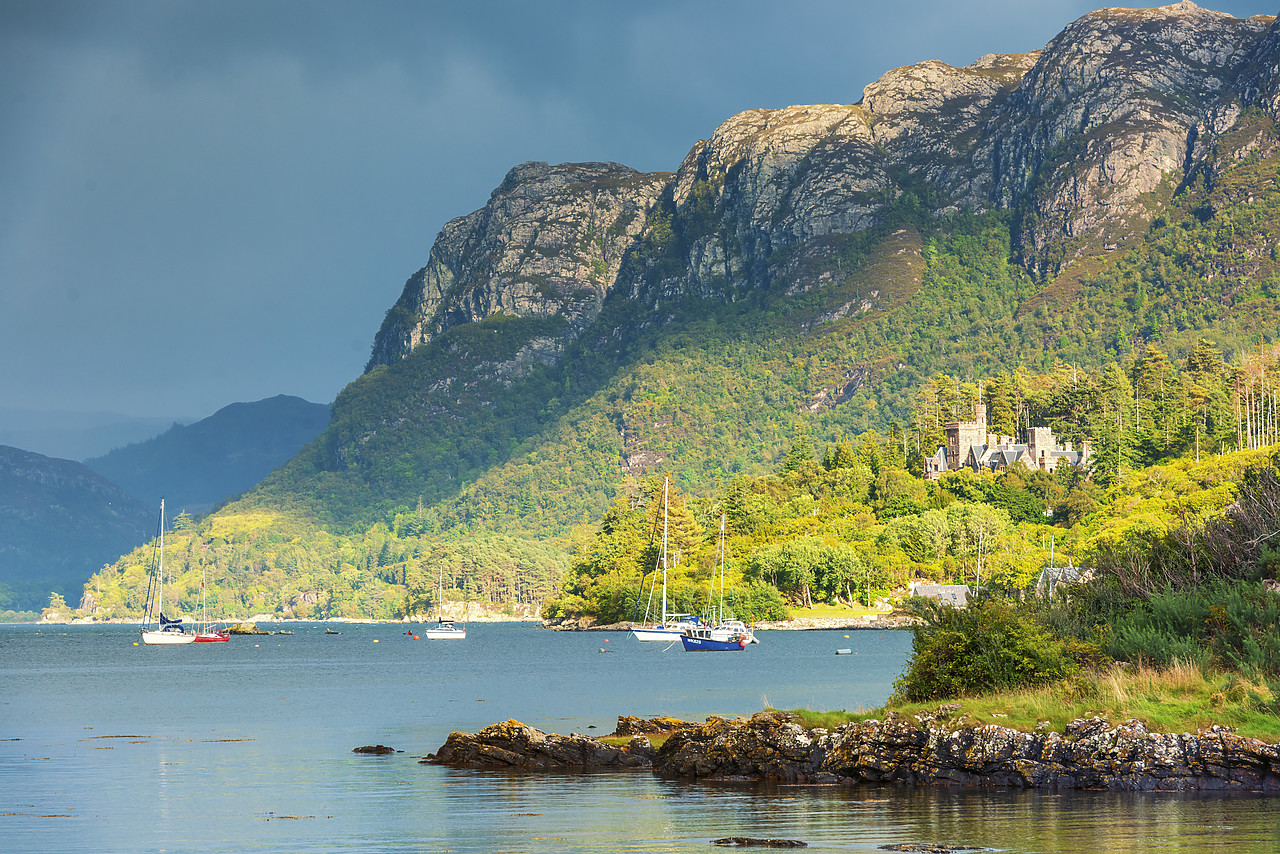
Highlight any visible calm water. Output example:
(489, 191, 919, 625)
(1, 622, 1277, 853)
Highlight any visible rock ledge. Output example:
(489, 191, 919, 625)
(426, 712, 1280, 791)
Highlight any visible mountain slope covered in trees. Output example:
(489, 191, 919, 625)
(74, 3, 1280, 624)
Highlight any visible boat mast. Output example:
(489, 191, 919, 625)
(718, 512, 726, 624)
(158, 498, 165, 625)
(437, 561, 444, 622)
(661, 476, 669, 625)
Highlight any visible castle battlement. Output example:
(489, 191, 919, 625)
(924, 405, 1089, 480)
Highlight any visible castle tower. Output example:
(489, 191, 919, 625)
(945, 404, 987, 472)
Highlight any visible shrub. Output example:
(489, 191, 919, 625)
(893, 595, 1101, 702)
(1109, 581, 1280, 677)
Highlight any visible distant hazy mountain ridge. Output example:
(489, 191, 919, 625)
(85, 395, 330, 515)
(0, 445, 151, 613)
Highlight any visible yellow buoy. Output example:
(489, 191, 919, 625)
(373, 639, 379, 643)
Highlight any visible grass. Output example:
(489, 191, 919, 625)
(772, 663, 1280, 743)
(598, 732, 674, 750)
(789, 602, 889, 619)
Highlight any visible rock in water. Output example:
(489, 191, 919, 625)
(423, 719, 654, 769)
(712, 838, 808, 848)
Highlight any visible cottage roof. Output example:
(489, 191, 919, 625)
(911, 583, 970, 607)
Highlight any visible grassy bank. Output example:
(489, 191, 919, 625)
(783, 662, 1280, 743)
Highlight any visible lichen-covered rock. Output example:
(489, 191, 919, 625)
(652, 711, 841, 783)
(821, 714, 1280, 791)
(428, 714, 1280, 790)
(423, 719, 654, 769)
(613, 715, 693, 737)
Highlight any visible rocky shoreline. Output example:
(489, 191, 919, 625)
(545, 614, 918, 631)
(425, 711, 1280, 792)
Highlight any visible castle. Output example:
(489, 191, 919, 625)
(924, 404, 1089, 480)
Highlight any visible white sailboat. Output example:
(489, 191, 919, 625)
(631, 477, 700, 641)
(140, 499, 194, 645)
(423, 562, 466, 640)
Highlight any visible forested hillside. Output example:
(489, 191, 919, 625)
(70, 4, 1280, 625)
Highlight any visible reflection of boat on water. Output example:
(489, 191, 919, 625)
(631, 477, 700, 642)
(424, 562, 467, 640)
(680, 513, 757, 652)
(140, 499, 194, 645)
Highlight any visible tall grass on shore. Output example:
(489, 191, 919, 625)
(783, 660, 1280, 743)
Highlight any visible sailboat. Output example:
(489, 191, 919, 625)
(193, 564, 229, 643)
(631, 477, 701, 642)
(681, 512, 756, 651)
(423, 562, 466, 640)
(140, 499, 194, 645)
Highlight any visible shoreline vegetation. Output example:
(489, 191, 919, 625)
(24, 601, 911, 630)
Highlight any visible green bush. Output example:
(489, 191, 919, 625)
(1109, 581, 1280, 677)
(893, 595, 1100, 702)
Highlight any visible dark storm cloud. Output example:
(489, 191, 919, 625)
(0, 0, 1271, 423)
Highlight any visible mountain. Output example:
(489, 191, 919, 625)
(0, 408, 181, 461)
(82, 3, 1280, 621)
(84, 395, 331, 516)
(0, 445, 153, 614)
(280, 1, 1279, 528)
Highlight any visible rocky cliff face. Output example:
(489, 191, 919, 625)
(368, 162, 668, 367)
(986, 1, 1276, 275)
(368, 3, 1278, 374)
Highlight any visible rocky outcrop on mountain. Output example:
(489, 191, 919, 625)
(985, 1, 1276, 275)
(368, 4, 1278, 376)
(431, 712, 1280, 791)
(368, 162, 668, 366)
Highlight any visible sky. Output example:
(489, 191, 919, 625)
(1, 0, 1274, 423)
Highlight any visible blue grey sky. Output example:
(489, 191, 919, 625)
(1, 1, 1272, 421)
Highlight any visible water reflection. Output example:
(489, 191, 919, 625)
(3, 624, 1278, 854)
